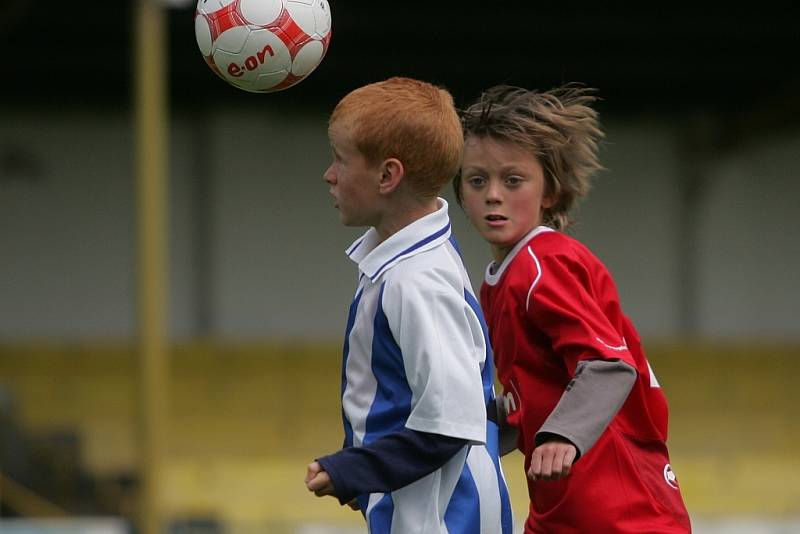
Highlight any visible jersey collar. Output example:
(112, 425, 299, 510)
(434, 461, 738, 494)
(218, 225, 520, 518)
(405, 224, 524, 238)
(485, 225, 554, 286)
(346, 198, 452, 282)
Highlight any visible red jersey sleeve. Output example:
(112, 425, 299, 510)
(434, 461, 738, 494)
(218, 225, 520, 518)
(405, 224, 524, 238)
(525, 243, 636, 375)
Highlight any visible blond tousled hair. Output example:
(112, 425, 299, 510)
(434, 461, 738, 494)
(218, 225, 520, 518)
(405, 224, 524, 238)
(330, 77, 463, 198)
(456, 84, 604, 230)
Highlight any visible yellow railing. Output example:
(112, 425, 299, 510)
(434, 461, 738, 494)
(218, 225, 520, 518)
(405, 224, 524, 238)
(0, 471, 67, 518)
(0, 341, 798, 525)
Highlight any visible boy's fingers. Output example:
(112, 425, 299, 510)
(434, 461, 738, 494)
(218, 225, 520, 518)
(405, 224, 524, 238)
(308, 470, 335, 497)
(552, 445, 576, 479)
(562, 447, 577, 476)
(528, 449, 543, 480)
(566, 445, 577, 465)
(558, 454, 570, 478)
(539, 451, 554, 480)
(313, 481, 333, 496)
(305, 461, 322, 484)
(530, 443, 578, 481)
(554, 448, 574, 479)
(550, 452, 563, 478)
(307, 473, 326, 492)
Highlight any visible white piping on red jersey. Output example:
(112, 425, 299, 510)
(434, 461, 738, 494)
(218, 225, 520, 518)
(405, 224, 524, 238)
(484, 226, 554, 286)
(525, 246, 543, 312)
(595, 336, 629, 351)
(648, 362, 661, 388)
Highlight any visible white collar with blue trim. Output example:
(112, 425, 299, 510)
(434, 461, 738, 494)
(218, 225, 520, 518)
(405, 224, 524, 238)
(346, 198, 452, 282)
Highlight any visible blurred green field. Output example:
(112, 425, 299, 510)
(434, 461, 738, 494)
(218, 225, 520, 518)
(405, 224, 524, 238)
(1, 342, 798, 529)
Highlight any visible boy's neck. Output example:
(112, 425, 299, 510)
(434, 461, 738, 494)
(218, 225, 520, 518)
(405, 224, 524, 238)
(375, 196, 440, 243)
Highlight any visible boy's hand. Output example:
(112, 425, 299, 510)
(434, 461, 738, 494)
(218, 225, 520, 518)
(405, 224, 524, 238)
(528, 438, 577, 481)
(305, 461, 336, 496)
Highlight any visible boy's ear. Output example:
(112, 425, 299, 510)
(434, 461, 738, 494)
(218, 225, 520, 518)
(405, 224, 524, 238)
(542, 181, 558, 209)
(378, 158, 404, 194)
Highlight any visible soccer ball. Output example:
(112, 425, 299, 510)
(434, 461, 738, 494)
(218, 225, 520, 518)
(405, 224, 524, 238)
(194, 0, 332, 93)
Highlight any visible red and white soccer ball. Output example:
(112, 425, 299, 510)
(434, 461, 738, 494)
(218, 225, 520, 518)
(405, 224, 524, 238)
(194, 0, 332, 93)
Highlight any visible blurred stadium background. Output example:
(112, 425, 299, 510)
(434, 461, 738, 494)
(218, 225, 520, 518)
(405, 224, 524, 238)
(1, 1, 799, 533)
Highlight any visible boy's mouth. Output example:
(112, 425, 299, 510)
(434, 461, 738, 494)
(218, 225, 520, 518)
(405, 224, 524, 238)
(485, 214, 507, 227)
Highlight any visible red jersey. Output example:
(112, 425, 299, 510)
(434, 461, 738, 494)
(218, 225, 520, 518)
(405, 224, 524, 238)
(481, 227, 691, 533)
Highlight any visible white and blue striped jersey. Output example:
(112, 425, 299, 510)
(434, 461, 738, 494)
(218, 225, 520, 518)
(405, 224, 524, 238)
(340, 198, 512, 534)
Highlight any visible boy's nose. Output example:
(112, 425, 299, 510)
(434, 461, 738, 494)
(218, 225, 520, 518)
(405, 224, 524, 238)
(485, 180, 502, 202)
(323, 166, 336, 184)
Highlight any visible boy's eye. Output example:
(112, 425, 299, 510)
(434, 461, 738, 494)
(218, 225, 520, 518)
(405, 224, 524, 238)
(505, 175, 523, 186)
(466, 176, 486, 187)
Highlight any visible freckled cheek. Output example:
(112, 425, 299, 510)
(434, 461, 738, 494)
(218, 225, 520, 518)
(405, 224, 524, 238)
(509, 196, 538, 222)
(462, 194, 482, 222)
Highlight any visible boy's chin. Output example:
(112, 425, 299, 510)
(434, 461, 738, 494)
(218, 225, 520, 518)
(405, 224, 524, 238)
(482, 232, 515, 248)
(339, 213, 366, 228)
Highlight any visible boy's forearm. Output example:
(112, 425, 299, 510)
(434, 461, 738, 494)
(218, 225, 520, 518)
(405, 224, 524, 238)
(536, 358, 636, 458)
(316, 428, 468, 505)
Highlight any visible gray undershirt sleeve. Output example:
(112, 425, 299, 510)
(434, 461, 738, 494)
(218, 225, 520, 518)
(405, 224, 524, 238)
(536, 358, 637, 459)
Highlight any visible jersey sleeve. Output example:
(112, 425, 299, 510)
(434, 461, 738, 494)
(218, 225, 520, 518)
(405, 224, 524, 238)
(536, 358, 637, 458)
(526, 248, 636, 373)
(317, 428, 468, 504)
(383, 272, 487, 444)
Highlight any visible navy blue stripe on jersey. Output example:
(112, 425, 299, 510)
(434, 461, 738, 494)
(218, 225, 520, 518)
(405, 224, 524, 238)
(444, 462, 480, 534)
(448, 233, 463, 257)
(464, 289, 494, 403)
(464, 288, 514, 533)
(370, 493, 394, 532)
(347, 235, 366, 256)
(342, 288, 363, 448)
(487, 419, 514, 532)
(367, 222, 451, 281)
(365, 282, 412, 442)
(356, 494, 369, 520)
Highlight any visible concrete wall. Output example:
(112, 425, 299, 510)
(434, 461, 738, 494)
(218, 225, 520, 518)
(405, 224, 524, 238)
(1, 109, 798, 341)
